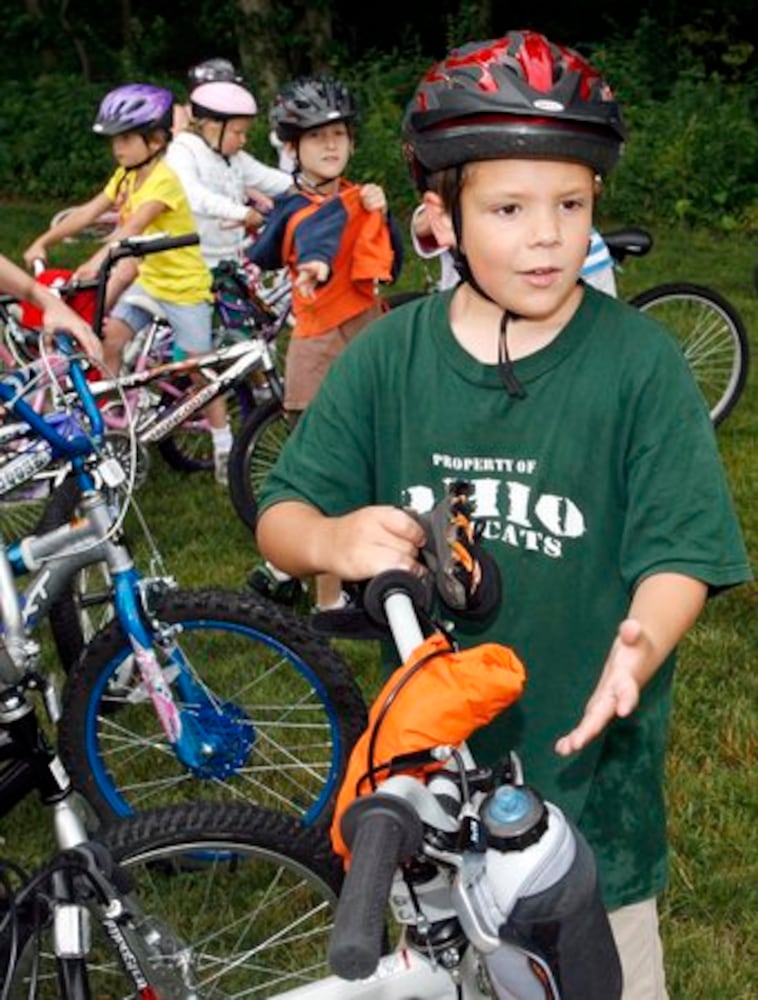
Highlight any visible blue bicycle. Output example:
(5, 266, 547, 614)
(0, 313, 365, 827)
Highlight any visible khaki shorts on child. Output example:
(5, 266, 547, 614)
(609, 897, 669, 1000)
(284, 302, 385, 412)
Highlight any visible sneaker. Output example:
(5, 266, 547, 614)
(247, 564, 305, 607)
(214, 449, 230, 486)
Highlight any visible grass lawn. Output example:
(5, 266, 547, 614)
(1, 200, 756, 997)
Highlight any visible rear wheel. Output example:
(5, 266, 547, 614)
(228, 398, 290, 529)
(631, 282, 749, 425)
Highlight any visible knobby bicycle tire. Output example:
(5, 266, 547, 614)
(102, 801, 342, 998)
(226, 290, 430, 530)
(8, 801, 342, 999)
(630, 282, 749, 425)
(58, 589, 367, 826)
(228, 397, 290, 529)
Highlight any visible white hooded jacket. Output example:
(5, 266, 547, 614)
(166, 131, 292, 269)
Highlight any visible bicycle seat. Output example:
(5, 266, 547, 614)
(602, 228, 654, 263)
(121, 290, 170, 320)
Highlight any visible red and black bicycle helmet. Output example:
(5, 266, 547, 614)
(403, 31, 626, 182)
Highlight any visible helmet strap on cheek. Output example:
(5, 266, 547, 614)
(448, 167, 527, 400)
(217, 121, 230, 163)
(125, 134, 166, 172)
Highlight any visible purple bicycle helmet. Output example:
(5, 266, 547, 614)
(187, 58, 244, 88)
(269, 76, 357, 142)
(403, 30, 626, 182)
(93, 84, 174, 137)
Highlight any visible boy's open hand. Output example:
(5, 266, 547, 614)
(360, 183, 387, 215)
(295, 260, 330, 298)
(554, 618, 649, 756)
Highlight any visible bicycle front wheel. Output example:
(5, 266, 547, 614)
(9, 801, 341, 999)
(228, 397, 290, 529)
(59, 589, 367, 825)
(630, 282, 750, 425)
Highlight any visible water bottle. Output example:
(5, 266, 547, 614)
(475, 783, 622, 1000)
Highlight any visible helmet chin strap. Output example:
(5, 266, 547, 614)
(450, 175, 527, 400)
(198, 122, 231, 164)
(125, 135, 166, 172)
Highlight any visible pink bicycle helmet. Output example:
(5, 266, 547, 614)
(190, 81, 258, 120)
(403, 30, 626, 182)
(93, 84, 174, 136)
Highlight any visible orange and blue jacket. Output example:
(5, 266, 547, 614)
(247, 179, 403, 338)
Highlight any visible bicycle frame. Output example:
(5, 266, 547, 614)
(87, 335, 279, 444)
(0, 351, 244, 777)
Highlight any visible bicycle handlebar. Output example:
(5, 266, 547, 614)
(93, 232, 200, 335)
(0, 332, 103, 457)
(328, 795, 423, 980)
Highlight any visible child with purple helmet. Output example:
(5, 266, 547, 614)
(23, 84, 233, 483)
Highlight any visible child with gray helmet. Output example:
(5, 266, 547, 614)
(248, 74, 404, 611)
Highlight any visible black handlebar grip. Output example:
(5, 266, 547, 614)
(130, 233, 200, 256)
(328, 796, 423, 980)
(363, 569, 433, 626)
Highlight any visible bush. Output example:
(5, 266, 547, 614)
(601, 72, 758, 231)
(0, 46, 755, 234)
(0, 77, 112, 201)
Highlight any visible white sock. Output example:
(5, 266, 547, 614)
(211, 424, 233, 453)
(265, 562, 294, 583)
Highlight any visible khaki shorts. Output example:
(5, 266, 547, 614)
(284, 303, 385, 412)
(609, 898, 669, 1000)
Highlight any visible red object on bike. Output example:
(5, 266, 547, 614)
(330, 631, 526, 861)
(19, 269, 97, 328)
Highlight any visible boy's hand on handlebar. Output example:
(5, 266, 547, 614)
(23, 241, 47, 271)
(555, 618, 648, 756)
(316, 506, 427, 581)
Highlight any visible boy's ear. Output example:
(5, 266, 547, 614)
(422, 191, 456, 249)
(283, 140, 298, 161)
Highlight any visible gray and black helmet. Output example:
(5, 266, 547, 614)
(269, 76, 357, 142)
(187, 58, 243, 89)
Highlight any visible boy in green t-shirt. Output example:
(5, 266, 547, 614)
(255, 32, 751, 998)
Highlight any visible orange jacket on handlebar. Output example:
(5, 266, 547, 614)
(331, 631, 526, 861)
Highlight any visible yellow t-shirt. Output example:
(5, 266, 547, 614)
(104, 160, 211, 305)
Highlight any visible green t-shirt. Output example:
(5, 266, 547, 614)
(260, 286, 751, 909)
